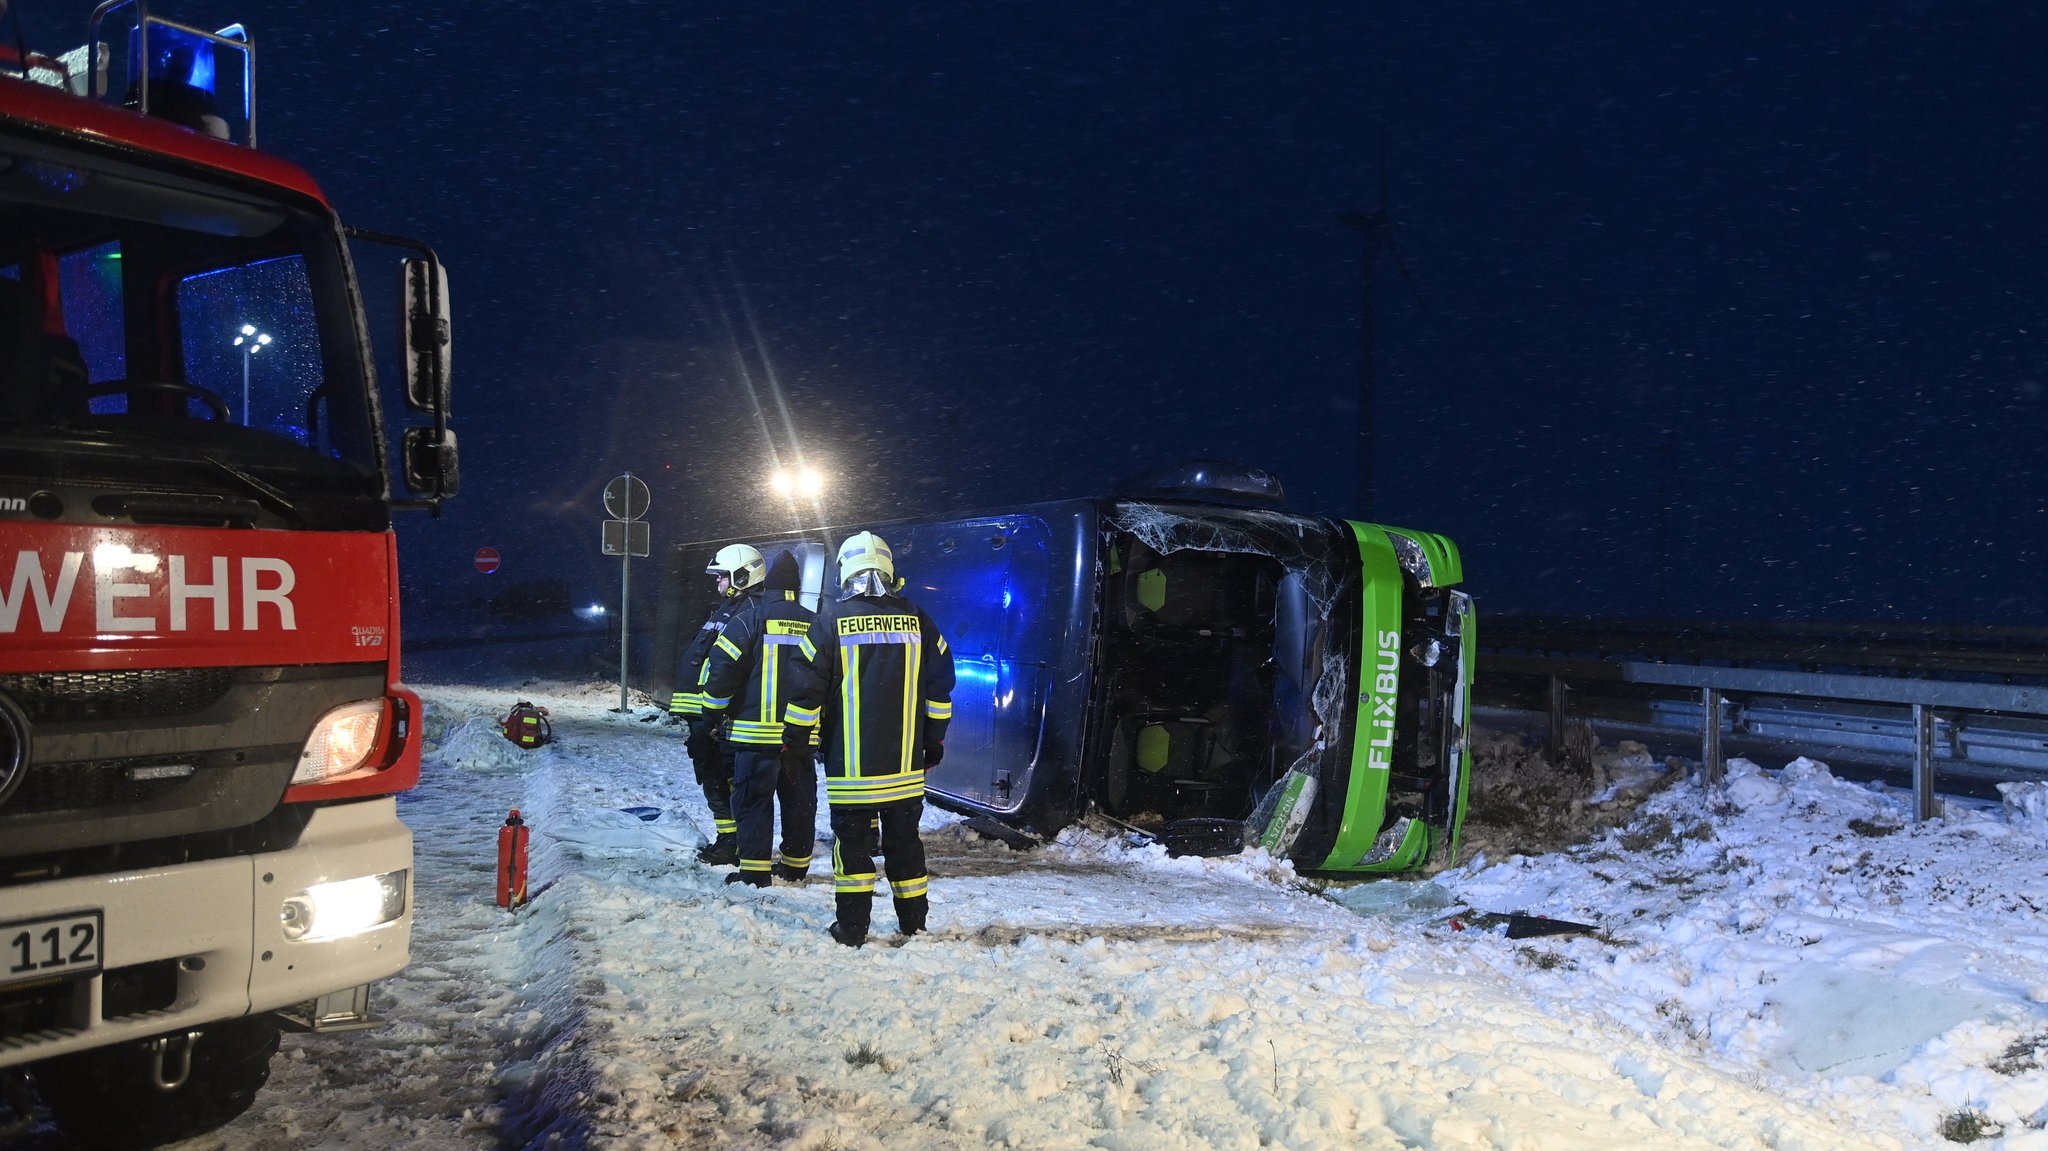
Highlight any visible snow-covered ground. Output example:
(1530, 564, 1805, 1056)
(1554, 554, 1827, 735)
(15, 674, 2048, 1150)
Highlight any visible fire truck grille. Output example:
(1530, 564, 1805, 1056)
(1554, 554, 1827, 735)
(0, 667, 235, 723)
(11, 758, 193, 814)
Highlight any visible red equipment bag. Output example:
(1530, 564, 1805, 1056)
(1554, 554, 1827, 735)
(502, 701, 552, 749)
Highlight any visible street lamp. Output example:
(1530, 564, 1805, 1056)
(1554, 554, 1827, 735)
(232, 323, 272, 425)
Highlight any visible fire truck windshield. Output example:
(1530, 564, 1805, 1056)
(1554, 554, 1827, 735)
(0, 134, 386, 530)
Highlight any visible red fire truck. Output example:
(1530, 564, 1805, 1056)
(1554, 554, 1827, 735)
(0, 5, 455, 1145)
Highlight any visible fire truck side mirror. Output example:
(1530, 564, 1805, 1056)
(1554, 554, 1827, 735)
(401, 256, 451, 415)
(403, 427, 461, 499)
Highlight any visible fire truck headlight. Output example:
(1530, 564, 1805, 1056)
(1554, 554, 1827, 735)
(280, 871, 409, 942)
(293, 699, 386, 785)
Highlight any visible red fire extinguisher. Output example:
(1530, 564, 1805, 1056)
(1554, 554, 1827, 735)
(497, 809, 529, 908)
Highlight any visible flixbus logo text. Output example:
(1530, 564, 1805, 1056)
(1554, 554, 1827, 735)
(1362, 628, 1400, 770)
(1, 546, 297, 634)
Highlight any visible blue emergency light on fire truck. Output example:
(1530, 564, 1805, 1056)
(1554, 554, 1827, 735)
(1, 4, 455, 1146)
(661, 462, 1475, 874)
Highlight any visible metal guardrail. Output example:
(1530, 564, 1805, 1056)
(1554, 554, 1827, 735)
(1478, 615, 2048, 680)
(1476, 617, 2048, 821)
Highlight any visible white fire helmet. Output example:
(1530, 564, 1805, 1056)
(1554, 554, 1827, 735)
(707, 544, 766, 595)
(836, 531, 894, 587)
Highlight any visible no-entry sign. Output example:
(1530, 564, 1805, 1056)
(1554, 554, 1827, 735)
(474, 547, 501, 574)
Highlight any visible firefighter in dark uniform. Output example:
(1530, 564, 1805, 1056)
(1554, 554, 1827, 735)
(698, 551, 819, 887)
(668, 544, 762, 865)
(784, 531, 954, 947)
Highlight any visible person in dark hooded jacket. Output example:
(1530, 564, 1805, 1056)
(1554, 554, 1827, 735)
(699, 551, 820, 886)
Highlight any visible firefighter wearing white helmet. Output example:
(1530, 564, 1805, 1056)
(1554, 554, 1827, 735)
(669, 542, 767, 863)
(836, 530, 897, 594)
(783, 530, 955, 947)
(706, 543, 767, 594)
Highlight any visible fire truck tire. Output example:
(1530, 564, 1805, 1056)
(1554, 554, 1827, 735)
(32, 1015, 281, 1150)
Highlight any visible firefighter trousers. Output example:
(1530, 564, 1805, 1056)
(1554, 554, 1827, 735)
(828, 797, 927, 936)
(685, 722, 735, 836)
(731, 746, 818, 877)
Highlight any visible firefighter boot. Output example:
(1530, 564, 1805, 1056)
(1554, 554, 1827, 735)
(696, 833, 738, 865)
(771, 862, 808, 883)
(725, 871, 770, 889)
(894, 894, 928, 938)
(829, 892, 870, 947)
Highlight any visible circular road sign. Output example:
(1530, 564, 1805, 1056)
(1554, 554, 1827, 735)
(603, 473, 651, 521)
(474, 547, 501, 574)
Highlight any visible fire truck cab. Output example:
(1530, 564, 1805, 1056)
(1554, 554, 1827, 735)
(1, 5, 454, 1145)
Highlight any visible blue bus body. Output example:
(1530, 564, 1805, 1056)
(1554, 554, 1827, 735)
(663, 492, 1474, 873)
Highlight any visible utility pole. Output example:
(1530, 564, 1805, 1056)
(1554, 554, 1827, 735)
(944, 408, 960, 511)
(1337, 209, 1386, 520)
(1656, 426, 1676, 616)
(1338, 182, 1421, 522)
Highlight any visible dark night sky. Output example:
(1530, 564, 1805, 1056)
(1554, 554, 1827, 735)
(35, 1, 2046, 627)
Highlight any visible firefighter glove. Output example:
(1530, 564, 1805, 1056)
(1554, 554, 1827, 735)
(687, 715, 721, 744)
(921, 717, 949, 767)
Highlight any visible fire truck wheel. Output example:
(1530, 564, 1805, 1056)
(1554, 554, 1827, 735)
(32, 1015, 281, 1150)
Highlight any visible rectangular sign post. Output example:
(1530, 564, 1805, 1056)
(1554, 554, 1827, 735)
(601, 473, 652, 713)
(600, 519, 650, 556)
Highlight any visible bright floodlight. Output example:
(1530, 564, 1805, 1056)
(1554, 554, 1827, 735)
(770, 466, 827, 500)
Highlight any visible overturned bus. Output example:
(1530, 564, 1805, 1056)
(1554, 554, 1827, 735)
(657, 464, 1475, 874)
